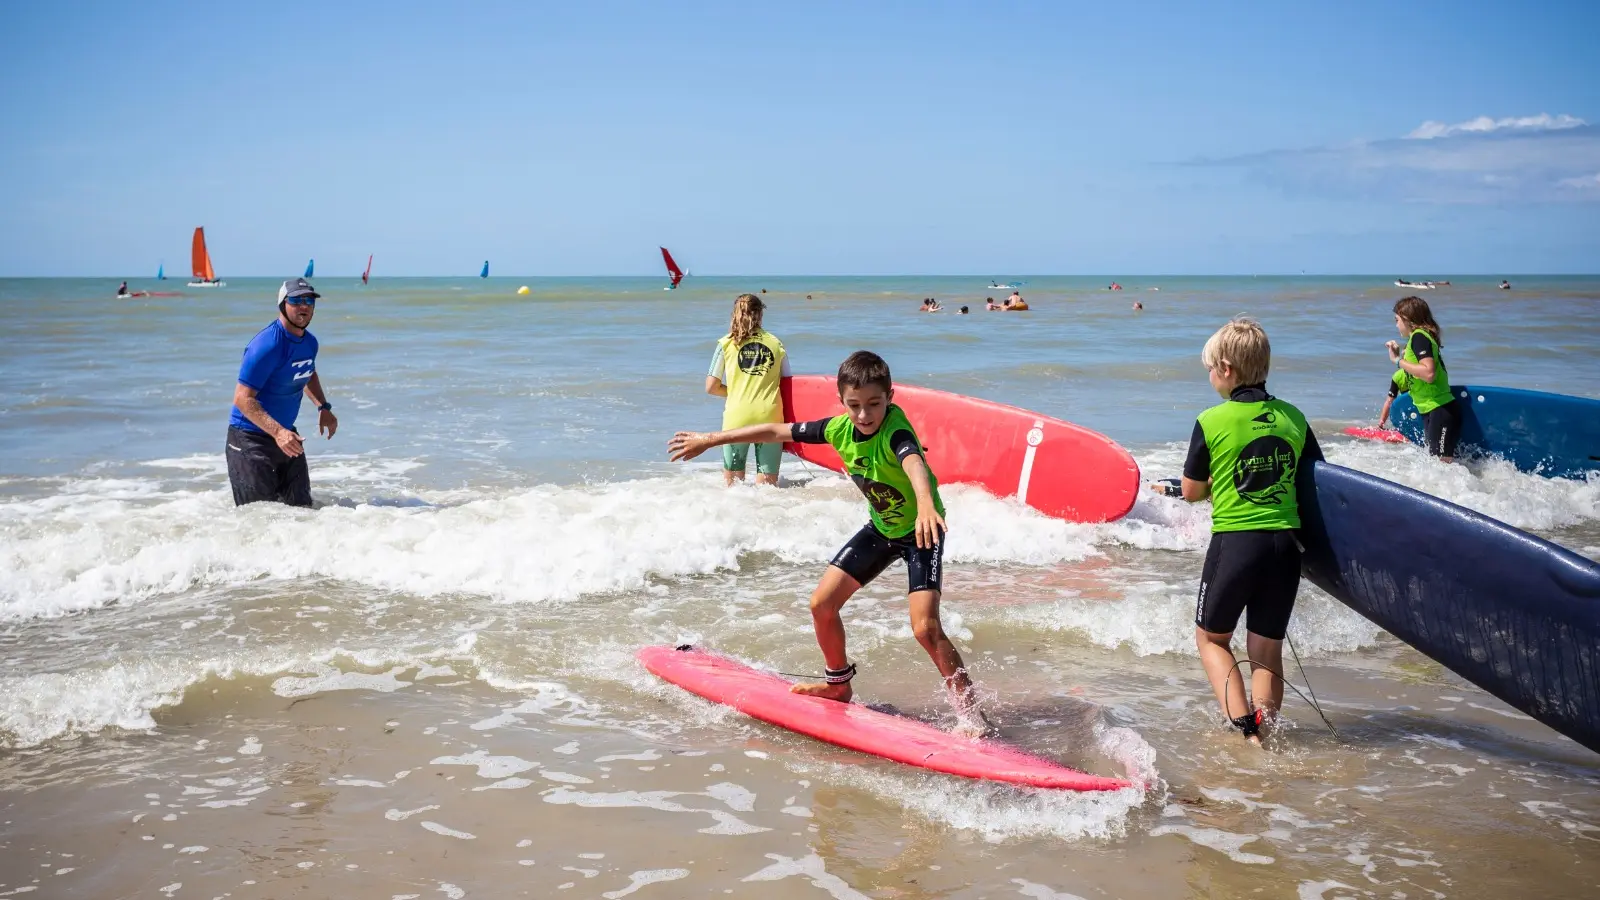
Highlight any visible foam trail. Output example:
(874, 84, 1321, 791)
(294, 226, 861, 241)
(0, 469, 1118, 621)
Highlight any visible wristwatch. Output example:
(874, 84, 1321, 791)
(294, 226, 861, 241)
(317, 401, 333, 412)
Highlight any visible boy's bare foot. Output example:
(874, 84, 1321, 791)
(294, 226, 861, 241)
(952, 708, 996, 739)
(792, 681, 853, 703)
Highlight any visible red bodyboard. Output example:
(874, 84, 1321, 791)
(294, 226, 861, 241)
(1342, 426, 1408, 444)
(780, 376, 1139, 523)
(639, 646, 1132, 791)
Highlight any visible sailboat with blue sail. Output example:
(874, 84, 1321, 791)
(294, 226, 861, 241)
(157, 262, 165, 280)
(304, 259, 314, 278)
(480, 261, 489, 279)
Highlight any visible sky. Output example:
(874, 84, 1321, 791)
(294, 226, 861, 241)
(2, 1, 1597, 276)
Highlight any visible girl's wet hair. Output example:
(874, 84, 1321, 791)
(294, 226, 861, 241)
(1393, 295, 1442, 343)
(729, 294, 765, 344)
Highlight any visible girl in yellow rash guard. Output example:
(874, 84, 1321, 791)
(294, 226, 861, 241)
(705, 294, 791, 486)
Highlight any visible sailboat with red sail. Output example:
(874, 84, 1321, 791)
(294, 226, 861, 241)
(661, 247, 685, 290)
(362, 255, 373, 285)
(188, 227, 225, 287)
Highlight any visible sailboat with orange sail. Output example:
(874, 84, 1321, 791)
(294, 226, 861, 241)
(187, 227, 225, 287)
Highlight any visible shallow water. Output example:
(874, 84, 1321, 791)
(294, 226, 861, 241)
(1, 276, 1597, 898)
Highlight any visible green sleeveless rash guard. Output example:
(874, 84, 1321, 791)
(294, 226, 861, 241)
(824, 405, 943, 539)
(1402, 328, 1452, 414)
(1196, 396, 1310, 533)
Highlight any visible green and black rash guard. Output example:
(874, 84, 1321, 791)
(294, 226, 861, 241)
(791, 405, 943, 539)
(1182, 385, 1324, 533)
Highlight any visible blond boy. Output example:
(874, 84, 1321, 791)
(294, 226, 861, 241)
(1179, 319, 1323, 742)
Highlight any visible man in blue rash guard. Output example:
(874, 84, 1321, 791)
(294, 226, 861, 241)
(225, 277, 338, 506)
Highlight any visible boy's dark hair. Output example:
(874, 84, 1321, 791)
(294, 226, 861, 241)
(837, 351, 892, 394)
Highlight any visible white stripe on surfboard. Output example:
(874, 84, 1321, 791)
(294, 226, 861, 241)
(1018, 420, 1045, 504)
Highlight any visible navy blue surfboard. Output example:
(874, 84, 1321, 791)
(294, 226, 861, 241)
(1298, 461, 1600, 753)
(1391, 385, 1600, 478)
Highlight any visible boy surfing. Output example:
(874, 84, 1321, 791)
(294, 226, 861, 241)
(668, 351, 989, 732)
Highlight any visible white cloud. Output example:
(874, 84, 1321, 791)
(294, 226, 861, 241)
(1407, 113, 1586, 140)
(1196, 116, 1600, 203)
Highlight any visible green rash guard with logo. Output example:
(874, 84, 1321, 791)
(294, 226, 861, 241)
(1183, 385, 1324, 532)
(1401, 328, 1453, 414)
(790, 405, 944, 540)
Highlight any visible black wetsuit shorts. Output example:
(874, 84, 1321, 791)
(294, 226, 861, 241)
(226, 426, 312, 507)
(1196, 529, 1301, 640)
(830, 524, 943, 594)
(1423, 398, 1462, 458)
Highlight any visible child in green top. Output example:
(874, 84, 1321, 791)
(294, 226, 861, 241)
(669, 351, 987, 731)
(1179, 318, 1323, 743)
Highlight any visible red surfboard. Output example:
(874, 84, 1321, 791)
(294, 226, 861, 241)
(639, 646, 1132, 791)
(781, 376, 1139, 523)
(1342, 426, 1408, 444)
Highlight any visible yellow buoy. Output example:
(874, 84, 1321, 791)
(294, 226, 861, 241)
(517, 285, 530, 295)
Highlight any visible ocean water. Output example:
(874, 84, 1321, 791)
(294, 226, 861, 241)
(1, 275, 1597, 898)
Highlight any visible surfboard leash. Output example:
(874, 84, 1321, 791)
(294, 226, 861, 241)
(1221, 642, 1341, 741)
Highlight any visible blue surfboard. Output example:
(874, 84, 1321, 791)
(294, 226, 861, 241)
(1298, 461, 1600, 753)
(1391, 385, 1600, 478)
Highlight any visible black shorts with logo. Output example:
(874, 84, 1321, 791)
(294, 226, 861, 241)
(829, 524, 943, 594)
(225, 426, 312, 507)
(1196, 529, 1301, 640)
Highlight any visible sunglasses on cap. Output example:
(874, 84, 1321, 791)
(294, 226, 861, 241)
(284, 296, 317, 307)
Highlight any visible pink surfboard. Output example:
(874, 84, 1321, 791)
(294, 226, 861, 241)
(639, 646, 1133, 791)
(781, 376, 1139, 523)
(1342, 426, 1408, 444)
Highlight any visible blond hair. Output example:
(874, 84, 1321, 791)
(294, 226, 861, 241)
(728, 293, 765, 345)
(1201, 317, 1271, 385)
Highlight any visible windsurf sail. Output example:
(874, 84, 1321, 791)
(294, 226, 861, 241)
(480, 260, 489, 279)
(191, 228, 216, 282)
(304, 259, 314, 278)
(157, 262, 164, 280)
(661, 247, 684, 289)
(362, 255, 373, 285)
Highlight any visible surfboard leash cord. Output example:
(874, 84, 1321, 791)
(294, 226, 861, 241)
(1222, 635, 1341, 741)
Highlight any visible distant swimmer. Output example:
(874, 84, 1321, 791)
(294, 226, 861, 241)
(116, 281, 129, 297)
(1386, 296, 1458, 463)
(919, 298, 942, 312)
(226, 277, 337, 508)
(705, 293, 790, 486)
(1133, 301, 1144, 311)
(1003, 292, 1029, 311)
(806, 294, 814, 299)
(1109, 283, 1123, 291)
(985, 297, 1002, 311)
(1499, 280, 1511, 290)
(1179, 318, 1323, 744)
(958, 305, 970, 315)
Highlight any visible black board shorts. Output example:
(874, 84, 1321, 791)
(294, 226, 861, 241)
(1196, 529, 1301, 640)
(226, 426, 312, 507)
(1424, 398, 1463, 458)
(829, 524, 943, 594)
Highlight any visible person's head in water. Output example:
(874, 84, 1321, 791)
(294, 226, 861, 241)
(729, 293, 765, 344)
(959, 305, 969, 314)
(836, 351, 893, 435)
(1201, 317, 1270, 397)
(1393, 295, 1442, 343)
(277, 277, 320, 333)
